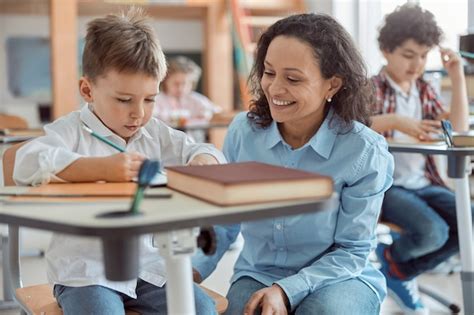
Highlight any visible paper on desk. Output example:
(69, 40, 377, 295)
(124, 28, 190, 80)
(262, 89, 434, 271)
(150, 171, 167, 187)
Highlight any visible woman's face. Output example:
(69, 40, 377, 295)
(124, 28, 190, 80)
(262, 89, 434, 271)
(261, 35, 336, 130)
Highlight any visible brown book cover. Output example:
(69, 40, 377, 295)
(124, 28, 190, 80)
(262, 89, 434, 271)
(166, 161, 333, 206)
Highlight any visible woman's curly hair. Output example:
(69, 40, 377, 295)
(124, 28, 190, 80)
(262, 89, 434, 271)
(378, 3, 443, 52)
(247, 13, 373, 130)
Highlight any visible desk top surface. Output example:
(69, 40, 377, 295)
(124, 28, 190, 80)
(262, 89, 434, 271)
(388, 141, 474, 155)
(0, 187, 337, 237)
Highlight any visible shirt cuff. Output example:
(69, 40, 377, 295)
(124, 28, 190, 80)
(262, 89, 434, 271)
(191, 249, 215, 280)
(188, 146, 227, 164)
(275, 274, 311, 311)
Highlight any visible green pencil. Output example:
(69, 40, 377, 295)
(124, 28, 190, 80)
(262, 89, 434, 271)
(82, 124, 126, 152)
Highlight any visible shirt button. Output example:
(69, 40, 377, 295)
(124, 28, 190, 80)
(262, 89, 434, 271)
(276, 224, 282, 230)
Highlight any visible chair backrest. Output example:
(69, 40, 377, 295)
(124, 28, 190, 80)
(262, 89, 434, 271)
(0, 113, 28, 129)
(2, 142, 26, 186)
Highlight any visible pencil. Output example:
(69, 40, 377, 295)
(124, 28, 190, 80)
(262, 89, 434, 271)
(82, 125, 126, 152)
(0, 193, 172, 198)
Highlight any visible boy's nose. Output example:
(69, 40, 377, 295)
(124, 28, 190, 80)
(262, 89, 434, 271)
(130, 103, 145, 118)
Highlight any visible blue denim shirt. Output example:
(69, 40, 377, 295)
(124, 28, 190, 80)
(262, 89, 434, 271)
(193, 111, 394, 310)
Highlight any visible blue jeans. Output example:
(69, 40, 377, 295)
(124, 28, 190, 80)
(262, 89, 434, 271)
(54, 279, 216, 315)
(381, 184, 473, 278)
(225, 276, 380, 315)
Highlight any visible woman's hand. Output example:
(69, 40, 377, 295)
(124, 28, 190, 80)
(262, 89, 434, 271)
(192, 268, 203, 283)
(394, 115, 441, 140)
(244, 284, 289, 315)
(188, 154, 218, 166)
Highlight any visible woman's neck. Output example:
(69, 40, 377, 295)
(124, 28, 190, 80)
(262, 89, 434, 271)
(278, 117, 323, 150)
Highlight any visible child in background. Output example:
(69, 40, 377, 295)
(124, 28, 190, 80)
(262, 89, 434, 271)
(370, 4, 472, 314)
(154, 56, 221, 128)
(13, 8, 224, 315)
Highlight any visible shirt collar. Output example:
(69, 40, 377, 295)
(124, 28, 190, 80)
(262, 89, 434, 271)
(382, 70, 419, 99)
(79, 104, 152, 141)
(263, 109, 338, 159)
(308, 109, 338, 159)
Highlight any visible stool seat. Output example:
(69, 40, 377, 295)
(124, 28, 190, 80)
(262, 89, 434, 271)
(16, 283, 228, 314)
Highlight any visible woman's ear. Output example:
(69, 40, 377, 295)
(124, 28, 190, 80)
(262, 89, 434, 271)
(79, 77, 94, 103)
(327, 76, 343, 100)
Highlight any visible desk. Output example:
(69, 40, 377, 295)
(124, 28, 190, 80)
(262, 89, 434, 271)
(0, 187, 337, 314)
(389, 143, 474, 314)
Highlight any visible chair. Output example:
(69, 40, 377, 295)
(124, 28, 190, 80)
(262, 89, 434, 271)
(377, 222, 461, 314)
(0, 113, 28, 130)
(3, 143, 228, 314)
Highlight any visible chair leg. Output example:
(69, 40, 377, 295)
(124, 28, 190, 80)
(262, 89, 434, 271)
(0, 235, 19, 310)
(419, 285, 461, 314)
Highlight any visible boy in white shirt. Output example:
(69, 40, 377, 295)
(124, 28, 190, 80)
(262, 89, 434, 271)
(13, 8, 224, 315)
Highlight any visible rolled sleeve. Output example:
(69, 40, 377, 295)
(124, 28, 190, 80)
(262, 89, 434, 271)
(13, 132, 82, 186)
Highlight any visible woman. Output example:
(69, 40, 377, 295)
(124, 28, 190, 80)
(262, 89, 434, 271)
(193, 13, 394, 314)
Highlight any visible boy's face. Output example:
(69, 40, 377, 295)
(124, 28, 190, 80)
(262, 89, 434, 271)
(383, 39, 432, 84)
(164, 71, 194, 99)
(79, 69, 159, 141)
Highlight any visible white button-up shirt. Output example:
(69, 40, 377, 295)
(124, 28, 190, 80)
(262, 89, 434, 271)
(13, 104, 225, 298)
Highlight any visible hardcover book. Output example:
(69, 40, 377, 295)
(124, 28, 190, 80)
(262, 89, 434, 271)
(166, 161, 333, 206)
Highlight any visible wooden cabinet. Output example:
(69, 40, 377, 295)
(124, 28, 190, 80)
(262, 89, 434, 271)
(1, 0, 233, 119)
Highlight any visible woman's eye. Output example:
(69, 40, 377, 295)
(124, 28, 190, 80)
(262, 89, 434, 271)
(145, 99, 156, 103)
(288, 77, 299, 82)
(263, 71, 275, 76)
(117, 98, 131, 103)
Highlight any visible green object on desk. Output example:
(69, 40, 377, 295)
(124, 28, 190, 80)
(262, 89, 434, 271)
(460, 50, 474, 59)
(82, 124, 125, 152)
(130, 159, 160, 214)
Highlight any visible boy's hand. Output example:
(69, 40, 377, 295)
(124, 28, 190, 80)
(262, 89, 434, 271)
(103, 152, 146, 182)
(440, 48, 464, 80)
(395, 116, 441, 141)
(189, 154, 219, 166)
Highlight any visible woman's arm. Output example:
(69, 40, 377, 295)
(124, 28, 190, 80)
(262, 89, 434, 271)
(274, 138, 394, 311)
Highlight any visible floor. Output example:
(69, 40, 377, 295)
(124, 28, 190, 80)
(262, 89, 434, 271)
(0, 229, 466, 315)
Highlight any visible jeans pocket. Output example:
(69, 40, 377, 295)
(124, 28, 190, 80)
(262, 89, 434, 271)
(53, 284, 66, 299)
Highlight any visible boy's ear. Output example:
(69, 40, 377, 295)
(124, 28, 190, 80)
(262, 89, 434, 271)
(79, 77, 94, 103)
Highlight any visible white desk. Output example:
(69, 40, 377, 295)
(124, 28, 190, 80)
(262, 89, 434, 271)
(389, 143, 474, 315)
(0, 187, 337, 314)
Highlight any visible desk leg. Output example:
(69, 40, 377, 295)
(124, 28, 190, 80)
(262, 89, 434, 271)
(1, 234, 18, 310)
(154, 228, 199, 315)
(453, 177, 474, 315)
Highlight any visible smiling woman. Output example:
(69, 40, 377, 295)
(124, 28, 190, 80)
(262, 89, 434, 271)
(192, 13, 395, 315)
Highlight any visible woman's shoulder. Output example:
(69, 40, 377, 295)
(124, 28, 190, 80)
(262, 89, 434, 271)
(345, 121, 388, 150)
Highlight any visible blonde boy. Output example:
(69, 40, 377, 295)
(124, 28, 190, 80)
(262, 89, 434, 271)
(13, 8, 223, 314)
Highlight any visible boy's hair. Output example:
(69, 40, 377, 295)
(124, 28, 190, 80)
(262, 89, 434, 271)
(378, 3, 443, 52)
(82, 7, 167, 81)
(248, 13, 372, 129)
(162, 56, 202, 91)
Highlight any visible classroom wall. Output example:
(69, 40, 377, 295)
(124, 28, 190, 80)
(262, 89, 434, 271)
(0, 15, 203, 128)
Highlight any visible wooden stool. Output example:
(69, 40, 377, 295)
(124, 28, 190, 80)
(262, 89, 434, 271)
(16, 283, 228, 314)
